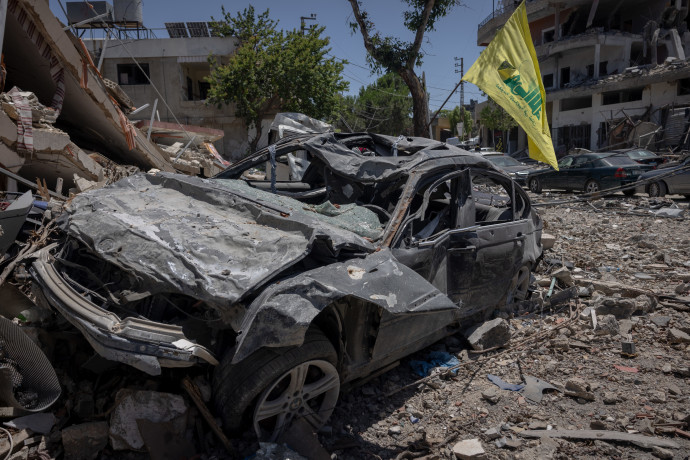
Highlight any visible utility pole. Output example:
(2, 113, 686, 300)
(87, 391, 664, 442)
(454, 57, 465, 139)
(300, 13, 316, 35)
(454, 57, 464, 109)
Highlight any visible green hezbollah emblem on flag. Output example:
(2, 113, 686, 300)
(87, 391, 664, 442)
(463, 1, 558, 170)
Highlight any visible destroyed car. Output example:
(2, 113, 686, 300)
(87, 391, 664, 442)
(30, 132, 543, 440)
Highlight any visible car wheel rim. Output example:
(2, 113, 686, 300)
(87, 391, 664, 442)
(649, 183, 659, 197)
(530, 180, 538, 192)
(586, 182, 599, 193)
(253, 359, 340, 442)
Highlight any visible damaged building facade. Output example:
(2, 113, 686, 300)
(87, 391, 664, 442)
(83, 27, 257, 157)
(476, 0, 690, 153)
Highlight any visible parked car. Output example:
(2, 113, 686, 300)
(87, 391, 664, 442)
(526, 152, 654, 195)
(31, 133, 543, 441)
(613, 148, 665, 168)
(635, 155, 690, 198)
(482, 153, 539, 185)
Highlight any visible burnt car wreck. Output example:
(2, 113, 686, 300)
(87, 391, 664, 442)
(30, 132, 543, 440)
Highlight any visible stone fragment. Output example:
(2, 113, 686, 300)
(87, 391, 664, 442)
(388, 425, 401, 435)
(481, 388, 501, 404)
(61, 422, 109, 460)
(464, 318, 510, 351)
(109, 390, 187, 451)
(593, 297, 635, 319)
(594, 314, 619, 336)
(668, 328, 690, 344)
(667, 383, 682, 396)
(552, 267, 574, 287)
(652, 446, 674, 459)
(650, 316, 672, 328)
(603, 392, 619, 405)
(649, 391, 667, 403)
(483, 427, 501, 440)
(452, 438, 486, 459)
(541, 233, 556, 250)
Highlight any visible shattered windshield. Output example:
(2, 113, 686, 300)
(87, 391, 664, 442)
(213, 179, 384, 240)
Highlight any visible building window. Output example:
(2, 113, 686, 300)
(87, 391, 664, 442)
(543, 73, 554, 88)
(602, 87, 644, 105)
(678, 78, 690, 96)
(117, 63, 150, 85)
(599, 61, 608, 76)
(542, 27, 555, 44)
(557, 124, 591, 150)
(198, 81, 210, 100)
(560, 96, 592, 111)
(560, 67, 570, 88)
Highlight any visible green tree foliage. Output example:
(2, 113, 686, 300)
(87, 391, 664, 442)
(348, 0, 462, 137)
(480, 98, 517, 148)
(337, 73, 413, 135)
(438, 106, 472, 138)
(207, 6, 348, 153)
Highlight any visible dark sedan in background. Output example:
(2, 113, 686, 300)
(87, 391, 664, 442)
(482, 153, 539, 185)
(527, 152, 654, 195)
(636, 155, 690, 198)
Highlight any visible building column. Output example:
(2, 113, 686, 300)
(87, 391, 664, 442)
(594, 43, 601, 78)
(624, 38, 632, 67)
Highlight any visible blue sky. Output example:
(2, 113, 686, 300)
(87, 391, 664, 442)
(52, 1, 495, 111)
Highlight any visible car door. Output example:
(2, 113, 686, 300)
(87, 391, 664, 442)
(668, 158, 690, 193)
(567, 155, 593, 189)
(450, 170, 528, 316)
(543, 156, 573, 190)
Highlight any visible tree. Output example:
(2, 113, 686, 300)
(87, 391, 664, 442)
(337, 73, 413, 135)
(480, 99, 517, 150)
(348, 0, 461, 138)
(207, 6, 348, 153)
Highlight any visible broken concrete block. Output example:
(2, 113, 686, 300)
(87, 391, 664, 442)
(0, 109, 18, 144)
(61, 422, 108, 460)
(552, 266, 574, 287)
(109, 390, 187, 451)
(541, 233, 556, 250)
(594, 314, 620, 336)
(668, 328, 690, 344)
(453, 438, 486, 459)
(32, 128, 70, 152)
(465, 318, 510, 351)
(593, 297, 635, 319)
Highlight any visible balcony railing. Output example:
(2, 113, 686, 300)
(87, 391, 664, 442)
(478, 0, 539, 30)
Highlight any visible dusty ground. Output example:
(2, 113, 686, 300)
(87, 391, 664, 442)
(317, 191, 690, 460)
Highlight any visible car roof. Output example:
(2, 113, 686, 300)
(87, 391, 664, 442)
(222, 132, 499, 183)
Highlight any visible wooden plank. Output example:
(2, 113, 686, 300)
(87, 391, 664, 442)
(519, 429, 679, 449)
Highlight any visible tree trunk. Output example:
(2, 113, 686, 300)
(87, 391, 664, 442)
(249, 119, 263, 154)
(399, 68, 429, 138)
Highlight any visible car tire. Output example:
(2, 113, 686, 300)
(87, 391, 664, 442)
(623, 188, 636, 197)
(648, 181, 667, 198)
(213, 328, 339, 441)
(529, 178, 542, 194)
(584, 179, 600, 193)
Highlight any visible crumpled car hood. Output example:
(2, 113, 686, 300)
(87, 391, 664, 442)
(60, 173, 377, 308)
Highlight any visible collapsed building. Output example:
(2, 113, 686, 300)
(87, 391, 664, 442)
(476, 0, 690, 154)
(0, 0, 228, 193)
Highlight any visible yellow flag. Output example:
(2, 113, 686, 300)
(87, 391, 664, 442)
(463, 1, 558, 170)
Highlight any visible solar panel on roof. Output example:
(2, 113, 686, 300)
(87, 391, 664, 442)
(165, 22, 189, 38)
(187, 22, 209, 38)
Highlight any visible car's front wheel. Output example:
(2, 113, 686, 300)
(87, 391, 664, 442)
(529, 177, 542, 193)
(648, 181, 667, 197)
(213, 328, 339, 441)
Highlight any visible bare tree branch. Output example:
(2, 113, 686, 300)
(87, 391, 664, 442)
(409, 0, 436, 69)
